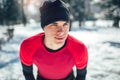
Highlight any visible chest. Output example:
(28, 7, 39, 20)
(33, 49, 75, 68)
(33, 49, 75, 79)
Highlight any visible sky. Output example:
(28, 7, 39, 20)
(0, 21, 120, 80)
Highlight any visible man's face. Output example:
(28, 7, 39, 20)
(44, 21, 70, 44)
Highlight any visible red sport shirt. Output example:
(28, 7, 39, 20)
(20, 33, 88, 79)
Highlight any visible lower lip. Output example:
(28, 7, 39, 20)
(55, 38, 64, 40)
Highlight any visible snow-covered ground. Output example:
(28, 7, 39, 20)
(0, 21, 120, 80)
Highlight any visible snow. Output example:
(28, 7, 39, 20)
(0, 21, 120, 80)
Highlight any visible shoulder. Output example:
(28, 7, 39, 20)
(20, 32, 44, 66)
(21, 32, 44, 48)
(67, 34, 87, 50)
(67, 34, 88, 69)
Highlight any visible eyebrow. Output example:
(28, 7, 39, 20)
(51, 22, 58, 25)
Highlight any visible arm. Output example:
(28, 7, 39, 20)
(64, 70, 75, 80)
(75, 66, 87, 80)
(21, 63, 35, 80)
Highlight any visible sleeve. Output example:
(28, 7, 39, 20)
(64, 70, 75, 80)
(20, 41, 33, 66)
(21, 62, 35, 80)
(75, 66, 87, 80)
(75, 44, 88, 69)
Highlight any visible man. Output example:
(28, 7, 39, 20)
(20, 0, 88, 80)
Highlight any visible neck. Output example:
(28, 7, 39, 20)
(44, 40, 65, 50)
(44, 42, 66, 52)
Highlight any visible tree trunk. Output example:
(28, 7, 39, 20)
(69, 20, 72, 31)
(79, 21, 82, 28)
(113, 17, 119, 28)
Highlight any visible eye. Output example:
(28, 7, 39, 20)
(49, 23, 58, 29)
(63, 22, 69, 27)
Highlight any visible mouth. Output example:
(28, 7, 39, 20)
(55, 37, 65, 40)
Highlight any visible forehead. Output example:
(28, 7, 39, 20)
(51, 21, 68, 24)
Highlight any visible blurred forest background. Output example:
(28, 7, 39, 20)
(0, 0, 120, 49)
(0, 0, 120, 80)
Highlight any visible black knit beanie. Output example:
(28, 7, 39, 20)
(40, 0, 70, 29)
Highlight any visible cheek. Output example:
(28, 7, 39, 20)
(44, 29, 56, 36)
(65, 28, 69, 33)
